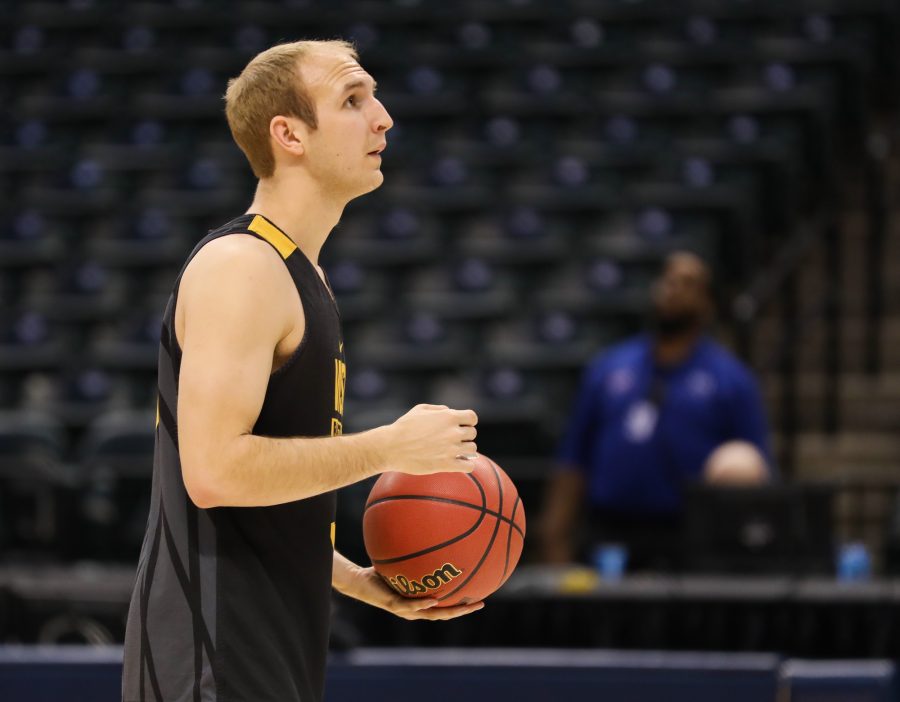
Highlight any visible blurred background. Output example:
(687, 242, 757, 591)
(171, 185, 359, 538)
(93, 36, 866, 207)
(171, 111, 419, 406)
(1, 0, 899, 700)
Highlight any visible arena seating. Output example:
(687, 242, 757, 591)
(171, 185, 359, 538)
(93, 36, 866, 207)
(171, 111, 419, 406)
(0, 0, 899, 652)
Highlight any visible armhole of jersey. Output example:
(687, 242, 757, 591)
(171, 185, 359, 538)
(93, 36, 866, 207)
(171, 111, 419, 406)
(172, 217, 296, 310)
(241, 217, 314, 378)
(168, 219, 300, 369)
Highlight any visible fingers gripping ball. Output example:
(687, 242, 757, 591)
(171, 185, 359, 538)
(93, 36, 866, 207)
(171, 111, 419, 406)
(363, 454, 526, 607)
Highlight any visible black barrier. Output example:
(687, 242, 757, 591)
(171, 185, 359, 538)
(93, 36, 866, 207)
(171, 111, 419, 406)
(5, 564, 900, 657)
(0, 647, 896, 702)
(327, 649, 779, 702)
(343, 569, 900, 657)
(0, 646, 121, 702)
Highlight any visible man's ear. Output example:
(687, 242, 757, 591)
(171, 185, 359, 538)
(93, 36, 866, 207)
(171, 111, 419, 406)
(270, 115, 305, 157)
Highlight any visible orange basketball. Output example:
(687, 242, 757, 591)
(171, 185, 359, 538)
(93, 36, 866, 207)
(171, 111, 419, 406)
(363, 453, 526, 607)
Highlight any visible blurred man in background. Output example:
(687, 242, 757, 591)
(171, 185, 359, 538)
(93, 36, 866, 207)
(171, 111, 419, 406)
(539, 252, 771, 569)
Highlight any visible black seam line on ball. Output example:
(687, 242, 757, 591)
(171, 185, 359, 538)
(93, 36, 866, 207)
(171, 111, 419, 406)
(437, 464, 503, 602)
(501, 495, 522, 584)
(365, 494, 525, 538)
(369, 475, 488, 566)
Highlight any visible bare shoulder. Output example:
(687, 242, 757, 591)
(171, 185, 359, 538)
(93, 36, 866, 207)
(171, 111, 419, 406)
(176, 234, 296, 346)
(181, 234, 289, 290)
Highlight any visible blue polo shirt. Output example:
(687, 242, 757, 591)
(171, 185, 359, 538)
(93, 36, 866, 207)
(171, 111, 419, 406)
(556, 334, 772, 515)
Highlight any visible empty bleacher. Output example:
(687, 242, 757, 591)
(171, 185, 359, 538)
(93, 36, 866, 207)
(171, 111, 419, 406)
(0, 0, 898, 648)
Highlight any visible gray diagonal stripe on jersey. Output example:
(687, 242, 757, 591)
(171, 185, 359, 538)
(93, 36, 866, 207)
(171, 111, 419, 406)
(153, 409, 190, 591)
(144, 441, 161, 549)
(157, 321, 217, 696)
(187, 502, 203, 702)
(160, 501, 216, 659)
(157, 312, 174, 359)
(147, 323, 218, 701)
(155, 319, 177, 400)
(197, 508, 217, 699)
(159, 320, 183, 385)
(156, 337, 179, 442)
(139, 508, 165, 702)
(186, 498, 218, 700)
(159, 318, 173, 357)
(156, 390, 178, 449)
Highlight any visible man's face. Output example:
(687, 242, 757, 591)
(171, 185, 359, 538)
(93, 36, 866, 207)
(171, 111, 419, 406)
(298, 50, 393, 199)
(650, 253, 711, 333)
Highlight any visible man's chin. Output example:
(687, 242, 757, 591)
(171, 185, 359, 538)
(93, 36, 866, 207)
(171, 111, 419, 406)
(347, 172, 385, 201)
(363, 170, 385, 192)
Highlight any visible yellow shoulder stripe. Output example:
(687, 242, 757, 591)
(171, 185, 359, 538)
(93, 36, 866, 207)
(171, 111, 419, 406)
(247, 215, 297, 260)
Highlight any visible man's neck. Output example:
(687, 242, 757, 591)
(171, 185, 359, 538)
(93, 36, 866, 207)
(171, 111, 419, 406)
(653, 329, 703, 367)
(245, 171, 345, 266)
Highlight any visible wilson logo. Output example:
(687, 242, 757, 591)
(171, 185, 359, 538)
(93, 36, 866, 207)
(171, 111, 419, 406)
(387, 563, 463, 596)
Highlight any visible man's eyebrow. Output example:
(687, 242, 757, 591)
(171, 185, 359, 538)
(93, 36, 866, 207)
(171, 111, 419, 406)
(341, 78, 377, 93)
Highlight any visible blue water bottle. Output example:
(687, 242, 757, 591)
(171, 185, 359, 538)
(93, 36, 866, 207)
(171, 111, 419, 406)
(592, 543, 628, 581)
(837, 542, 871, 582)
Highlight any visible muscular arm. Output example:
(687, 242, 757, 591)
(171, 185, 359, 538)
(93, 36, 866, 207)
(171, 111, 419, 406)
(176, 236, 477, 509)
(176, 235, 386, 508)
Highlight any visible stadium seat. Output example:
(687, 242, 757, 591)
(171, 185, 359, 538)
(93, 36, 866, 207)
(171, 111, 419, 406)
(77, 410, 155, 561)
(0, 411, 74, 561)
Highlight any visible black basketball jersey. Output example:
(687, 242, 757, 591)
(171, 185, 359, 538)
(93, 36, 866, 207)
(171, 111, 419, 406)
(122, 214, 346, 702)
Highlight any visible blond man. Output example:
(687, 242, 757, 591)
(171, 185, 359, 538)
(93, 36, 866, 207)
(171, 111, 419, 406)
(122, 40, 482, 702)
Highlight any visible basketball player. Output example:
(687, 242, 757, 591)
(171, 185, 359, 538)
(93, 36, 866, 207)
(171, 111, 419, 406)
(122, 40, 482, 702)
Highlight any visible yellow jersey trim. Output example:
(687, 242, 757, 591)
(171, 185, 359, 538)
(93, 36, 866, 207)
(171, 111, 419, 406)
(247, 215, 297, 260)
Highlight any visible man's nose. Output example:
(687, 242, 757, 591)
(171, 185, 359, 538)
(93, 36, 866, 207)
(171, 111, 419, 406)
(373, 100, 394, 133)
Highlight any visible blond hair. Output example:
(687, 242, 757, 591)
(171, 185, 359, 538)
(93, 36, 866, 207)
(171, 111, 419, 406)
(224, 40, 358, 179)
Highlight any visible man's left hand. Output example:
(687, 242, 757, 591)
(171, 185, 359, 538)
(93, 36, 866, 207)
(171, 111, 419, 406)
(342, 565, 484, 621)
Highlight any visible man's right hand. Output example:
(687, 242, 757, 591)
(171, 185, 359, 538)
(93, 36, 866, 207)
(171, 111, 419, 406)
(378, 404, 478, 475)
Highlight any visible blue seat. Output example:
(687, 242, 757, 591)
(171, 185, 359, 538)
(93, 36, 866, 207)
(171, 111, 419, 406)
(77, 409, 155, 561)
(345, 314, 467, 372)
(452, 209, 568, 264)
(327, 208, 441, 265)
(87, 310, 162, 370)
(484, 311, 610, 372)
(403, 260, 517, 320)
(0, 311, 67, 374)
(324, 260, 390, 322)
(0, 410, 74, 560)
(425, 370, 552, 457)
(341, 367, 418, 436)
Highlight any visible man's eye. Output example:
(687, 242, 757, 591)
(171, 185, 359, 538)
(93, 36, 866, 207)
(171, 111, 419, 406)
(345, 95, 357, 107)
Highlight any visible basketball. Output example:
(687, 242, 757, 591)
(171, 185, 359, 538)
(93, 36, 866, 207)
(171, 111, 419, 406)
(363, 453, 526, 607)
